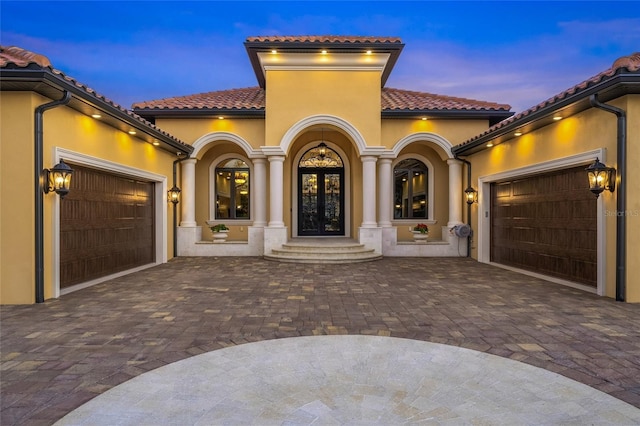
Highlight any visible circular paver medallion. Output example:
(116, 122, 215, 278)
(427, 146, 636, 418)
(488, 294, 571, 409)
(56, 336, 640, 425)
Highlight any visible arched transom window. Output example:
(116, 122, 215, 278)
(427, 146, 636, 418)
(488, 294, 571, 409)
(215, 159, 249, 219)
(394, 159, 428, 219)
(299, 143, 343, 168)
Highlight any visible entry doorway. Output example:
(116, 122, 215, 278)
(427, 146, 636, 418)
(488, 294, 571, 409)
(297, 143, 345, 236)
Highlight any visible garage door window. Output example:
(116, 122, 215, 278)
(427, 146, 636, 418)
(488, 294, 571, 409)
(215, 159, 250, 219)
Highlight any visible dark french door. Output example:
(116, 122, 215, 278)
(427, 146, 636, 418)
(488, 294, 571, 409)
(298, 169, 344, 235)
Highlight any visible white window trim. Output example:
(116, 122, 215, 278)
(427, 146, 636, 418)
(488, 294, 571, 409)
(390, 154, 435, 223)
(477, 149, 606, 296)
(209, 153, 254, 223)
(52, 147, 168, 298)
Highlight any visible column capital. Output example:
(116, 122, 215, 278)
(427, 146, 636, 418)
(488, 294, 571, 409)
(267, 155, 286, 163)
(261, 146, 286, 157)
(360, 146, 386, 157)
(360, 155, 378, 164)
(252, 157, 267, 164)
(378, 157, 393, 165)
(182, 157, 198, 165)
(447, 158, 463, 166)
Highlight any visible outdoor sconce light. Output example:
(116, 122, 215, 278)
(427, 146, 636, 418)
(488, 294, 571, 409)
(168, 186, 181, 204)
(44, 159, 73, 199)
(464, 186, 478, 204)
(586, 158, 616, 198)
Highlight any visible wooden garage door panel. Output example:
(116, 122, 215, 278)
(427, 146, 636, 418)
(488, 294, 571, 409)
(60, 165, 155, 288)
(491, 166, 597, 287)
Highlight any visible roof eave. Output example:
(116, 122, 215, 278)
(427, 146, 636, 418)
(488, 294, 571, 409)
(1, 67, 193, 156)
(382, 109, 514, 125)
(453, 72, 640, 156)
(134, 108, 266, 120)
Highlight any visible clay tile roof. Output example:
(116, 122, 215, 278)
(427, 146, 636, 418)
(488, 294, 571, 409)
(454, 52, 640, 151)
(132, 87, 265, 110)
(382, 88, 511, 111)
(245, 35, 403, 44)
(132, 86, 510, 112)
(0, 45, 51, 67)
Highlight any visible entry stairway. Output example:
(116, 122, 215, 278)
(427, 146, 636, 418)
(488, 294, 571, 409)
(264, 238, 382, 264)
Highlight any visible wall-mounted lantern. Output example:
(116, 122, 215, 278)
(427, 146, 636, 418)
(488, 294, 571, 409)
(168, 186, 181, 204)
(464, 186, 478, 204)
(44, 159, 73, 199)
(586, 158, 616, 198)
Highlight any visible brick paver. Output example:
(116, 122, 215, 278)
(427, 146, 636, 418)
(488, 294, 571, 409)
(1, 257, 640, 425)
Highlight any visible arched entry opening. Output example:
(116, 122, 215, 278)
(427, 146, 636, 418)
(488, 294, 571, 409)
(297, 143, 345, 236)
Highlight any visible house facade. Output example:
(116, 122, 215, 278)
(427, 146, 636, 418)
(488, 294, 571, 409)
(1, 38, 638, 304)
(132, 36, 511, 261)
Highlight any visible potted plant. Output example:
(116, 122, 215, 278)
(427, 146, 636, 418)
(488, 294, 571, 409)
(412, 223, 429, 243)
(210, 224, 229, 243)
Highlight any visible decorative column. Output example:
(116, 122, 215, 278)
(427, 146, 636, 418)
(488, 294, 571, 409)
(361, 155, 378, 228)
(447, 158, 463, 226)
(180, 158, 197, 227)
(252, 158, 267, 227)
(377, 158, 393, 227)
(267, 155, 285, 228)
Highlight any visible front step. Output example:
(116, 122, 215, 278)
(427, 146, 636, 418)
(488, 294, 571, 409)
(264, 239, 382, 264)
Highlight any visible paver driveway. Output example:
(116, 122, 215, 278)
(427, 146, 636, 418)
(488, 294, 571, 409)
(1, 256, 640, 425)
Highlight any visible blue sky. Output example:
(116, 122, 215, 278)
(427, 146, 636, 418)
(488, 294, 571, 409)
(2, 1, 639, 112)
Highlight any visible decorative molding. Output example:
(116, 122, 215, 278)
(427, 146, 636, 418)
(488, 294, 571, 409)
(392, 132, 454, 160)
(280, 114, 368, 155)
(192, 132, 263, 159)
(257, 52, 390, 73)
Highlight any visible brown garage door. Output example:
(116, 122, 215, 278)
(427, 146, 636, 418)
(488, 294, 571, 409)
(491, 165, 597, 287)
(60, 164, 155, 288)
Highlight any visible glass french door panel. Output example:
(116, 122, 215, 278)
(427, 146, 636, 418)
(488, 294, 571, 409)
(323, 173, 341, 232)
(301, 173, 318, 233)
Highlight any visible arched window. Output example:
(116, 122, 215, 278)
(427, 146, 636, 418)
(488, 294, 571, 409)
(215, 159, 249, 219)
(394, 159, 428, 219)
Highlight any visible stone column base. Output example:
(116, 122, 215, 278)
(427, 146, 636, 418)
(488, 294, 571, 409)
(264, 226, 288, 254)
(177, 226, 202, 256)
(359, 227, 382, 254)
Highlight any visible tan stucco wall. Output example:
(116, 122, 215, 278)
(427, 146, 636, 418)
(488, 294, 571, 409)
(1, 93, 36, 304)
(156, 118, 265, 151)
(381, 118, 490, 151)
(467, 95, 639, 302)
(625, 95, 640, 302)
(1, 92, 178, 304)
(265, 70, 381, 150)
